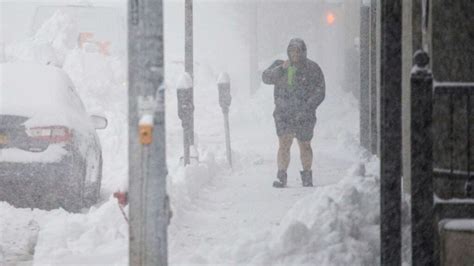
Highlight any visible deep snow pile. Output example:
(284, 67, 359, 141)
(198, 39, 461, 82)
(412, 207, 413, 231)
(32, 198, 128, 265)
(0, 199, 128, 265)
(232, 158, 381, 265)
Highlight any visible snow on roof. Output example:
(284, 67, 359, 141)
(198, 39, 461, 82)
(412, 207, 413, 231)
(0, 62, 75, 119)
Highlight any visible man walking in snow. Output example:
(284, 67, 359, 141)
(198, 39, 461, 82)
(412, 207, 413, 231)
(262, 38, 325, 188)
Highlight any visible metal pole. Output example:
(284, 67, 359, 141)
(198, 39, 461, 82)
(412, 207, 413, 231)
(129, 0, 169, 265)
(249, 0, 259, 95)
(224, 113, 232, 167)
(369, 0, 378, 155)
(410, 50, 435, 266)
(380, 0, 402, 265)
(360, 5, 370, 150)
(466, 93, 472, 196)
(185, 0, 194, 145)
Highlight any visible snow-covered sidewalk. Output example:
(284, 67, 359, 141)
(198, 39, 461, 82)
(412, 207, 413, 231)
(165, 70, 381, 265)
(168, 138, 362, 264)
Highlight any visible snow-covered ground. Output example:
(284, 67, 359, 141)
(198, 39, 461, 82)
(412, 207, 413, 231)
(166, 61, 381, 265)
(1, 1, 385, 265)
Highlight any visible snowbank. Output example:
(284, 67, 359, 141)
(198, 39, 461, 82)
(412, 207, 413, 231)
(231, 158, 381, 266)
(0, 198, 127, 265)
(167, 151, 222, 221)
(33, 198, 128, 265)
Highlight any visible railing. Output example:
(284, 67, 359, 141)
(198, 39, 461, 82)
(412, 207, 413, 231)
(411, 50, 474, 265)
(432, 82, 474, 198)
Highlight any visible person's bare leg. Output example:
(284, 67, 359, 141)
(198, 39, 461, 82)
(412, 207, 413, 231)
(273, 134, 293, 187)
(277, 134, 294, 171)
(297, 140, 313, 171)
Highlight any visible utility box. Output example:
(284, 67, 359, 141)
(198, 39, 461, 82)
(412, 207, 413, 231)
(440, 219, 474, 266)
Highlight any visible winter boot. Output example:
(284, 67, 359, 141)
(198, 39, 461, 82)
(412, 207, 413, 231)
(272, 170, 288, 188)
(300, 170, 313, 187)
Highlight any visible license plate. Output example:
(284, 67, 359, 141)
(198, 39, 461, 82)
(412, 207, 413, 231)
(0, 134, 7, 145)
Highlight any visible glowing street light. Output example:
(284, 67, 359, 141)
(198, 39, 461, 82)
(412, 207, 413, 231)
(326, 11, 336, 25)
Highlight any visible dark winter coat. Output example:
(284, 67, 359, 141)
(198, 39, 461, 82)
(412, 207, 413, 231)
(262, 40, 325, 122)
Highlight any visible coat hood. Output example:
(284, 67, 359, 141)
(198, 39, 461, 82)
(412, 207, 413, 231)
(287, 38, 307, 60)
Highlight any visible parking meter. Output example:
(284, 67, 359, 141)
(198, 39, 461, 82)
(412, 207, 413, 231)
(177, 88, 193, 126)
(217, 72, 232, 167)
(217, 72, 231, 114)
(177, 72, 194, 127)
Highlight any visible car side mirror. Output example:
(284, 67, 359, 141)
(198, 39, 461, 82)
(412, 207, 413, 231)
(90, 115, 108, 130)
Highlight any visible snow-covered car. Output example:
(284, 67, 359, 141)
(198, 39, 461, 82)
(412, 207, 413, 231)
(0, 62, 107, 212)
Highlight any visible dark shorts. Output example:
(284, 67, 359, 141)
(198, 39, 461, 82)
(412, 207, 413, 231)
(273, 112, 316, 142)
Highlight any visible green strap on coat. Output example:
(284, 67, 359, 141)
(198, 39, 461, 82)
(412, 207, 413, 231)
(287, 66, 297, 88)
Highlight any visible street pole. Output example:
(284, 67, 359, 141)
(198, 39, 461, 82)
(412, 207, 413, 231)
(369, 0, 378, 155)
(249, 0, 259, 95)
(185, 0, 194, 145)
(129, 0, 169, 265)
(380, 0, 402, 265)
(360, 4, 370, 150)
